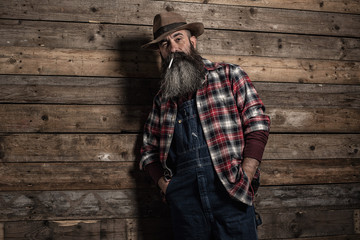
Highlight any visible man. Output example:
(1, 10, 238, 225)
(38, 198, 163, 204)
(140, 12, 270, 240)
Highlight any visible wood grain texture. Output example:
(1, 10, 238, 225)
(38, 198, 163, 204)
(0, 0, 359, 36)
(0, 134, 358, 163)
(2, 27, 360, 60)
(208, 55, 360, 85)
(5, 220, 103, 240)
(0, 223, 3, 240)
(260, 158, 360, 185)
(3, 215, 360, 240)
(3, 219, 170, 240)
(1, 75, 359, 105)
(268, 107, 360, 133)
(257, 208, 359, 239)
(0, 75, 159, 105)
(0, 161, 148, 191)
(2, 46, 359, 84)
(255, 82, 360, 108)
(1, 184, 359, 220)
(0, 158, 359, 191)
(154, 0, 360, 14)
(254, 183, 360, 210)
(2, 19, 360, 54)
(0, 134, 141, 163)
(264, 134, 360, 160)
(1, 104, 359, 133)
(280, 236, 360, 240)
(1, 209, 359, 239)
(0, 104, 150, 133)
(0, 189, 160, 221)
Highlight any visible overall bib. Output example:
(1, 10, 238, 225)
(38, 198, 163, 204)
(166, 99, 258, 240)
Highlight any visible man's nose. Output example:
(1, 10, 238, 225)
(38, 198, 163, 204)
(170, 42, 179, 53)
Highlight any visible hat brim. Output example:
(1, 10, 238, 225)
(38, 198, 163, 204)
(142, 22, 204, 49)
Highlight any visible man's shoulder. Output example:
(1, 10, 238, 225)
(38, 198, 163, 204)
(202, 58, 246, 79)
(202, 58, 242, 72)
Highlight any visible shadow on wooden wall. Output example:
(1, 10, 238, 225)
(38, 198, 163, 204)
(115, 36, 173, 239)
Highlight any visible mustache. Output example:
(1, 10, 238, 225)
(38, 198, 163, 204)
(162, 52, 195, 70)
(161, 45, 205, 76)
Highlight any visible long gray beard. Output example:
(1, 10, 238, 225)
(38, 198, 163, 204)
(160, 49, 205, 100)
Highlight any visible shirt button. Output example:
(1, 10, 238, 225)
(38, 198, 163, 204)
(168, 134, 172, 138)
(178, 120, 182, 124)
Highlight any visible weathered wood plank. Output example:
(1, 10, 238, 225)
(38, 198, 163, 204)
(2, 21, 360, 61)
(257, 208, 359, 239)
(0, 161, 149, 191)
(0, 104, 359, 133)
(3, 213, 360, 240)
(0, 75, 159, 105)
(3, 218, 171, 240)
(255, 82, 360, 108)
(0, 0, 359, 37)
(155, 0, 360, 14)
(0, 46, 160, 78)
(268, 107, 360, 133)
(2, 46, 359, 84)
(255, 183, 360, 210)
(282, 235, 360, 240)
(0, 20, 150, 51)
(0, 104, 150, 133)
(0, 189, 161, 221)
(211, 55, 360, 85)
(264, 134, 360, 160)
(1, 184, 359, 221)
(260, 158, 360, 186)
(0, 134, 358, 163)
(2, 19, 360, 58)
(1, 210, 359, 239)
(5, 220, 102, 240)
(1, 75, 359, 107)
(0, 159, 359, 191)
(0, 134, 141, 163)
(199, 32, 360, 61)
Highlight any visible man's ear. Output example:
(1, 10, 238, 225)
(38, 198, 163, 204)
(156, 48, 163, 58)
(190, 36, 197, 48)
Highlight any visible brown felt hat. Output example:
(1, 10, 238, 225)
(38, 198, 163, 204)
(142, 12, 204, 49)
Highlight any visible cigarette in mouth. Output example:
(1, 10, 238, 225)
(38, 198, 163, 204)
(168, 54, 174, 69)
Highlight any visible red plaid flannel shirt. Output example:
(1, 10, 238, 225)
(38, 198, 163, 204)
(140, 59, 270, 205)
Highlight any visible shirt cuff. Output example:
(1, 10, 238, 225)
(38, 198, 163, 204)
(243, 130, 269, 162)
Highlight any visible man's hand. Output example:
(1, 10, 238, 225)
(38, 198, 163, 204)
(242, 157, 260, 183)
(158, 176, 170, 194)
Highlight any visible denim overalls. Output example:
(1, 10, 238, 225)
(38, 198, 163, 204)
(166, 99, 258, 240)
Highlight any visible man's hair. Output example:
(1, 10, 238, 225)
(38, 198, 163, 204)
(184, 29, 192, 38)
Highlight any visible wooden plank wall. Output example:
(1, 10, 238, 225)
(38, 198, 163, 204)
(0, 0, 359, 239)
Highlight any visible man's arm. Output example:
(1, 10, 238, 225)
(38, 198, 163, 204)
(145, 161, 164, 185)
(242, 130, 269, 182)
(242, 157, 259, 182)
(140, 95, 162, 174)
(230, 66, 270, 182)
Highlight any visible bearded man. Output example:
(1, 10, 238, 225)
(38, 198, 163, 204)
(140, 12, 270, 240)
